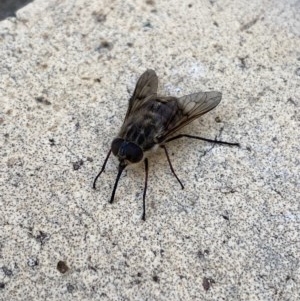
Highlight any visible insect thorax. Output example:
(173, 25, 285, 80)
(118, 98, 181, 151)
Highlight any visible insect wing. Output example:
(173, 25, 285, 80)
(158, 91, 222, 141)
(125, 69, 158, 120)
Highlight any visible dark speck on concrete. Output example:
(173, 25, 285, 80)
(96, 41, 113, 52)
(143, 21, 152, 28)
(2, 266, 13, 277)
(146, 0, 155, 5)
(240, 17, 259, 31)
(57, 261, 69, 274)
(35, 96, 51, 105)
(67, 283, 75, 293)
(222, 214, 229, 220)
(152, 275, 159, 283)
(49, 138, 55, 146)
(238, 56, 248, 70)
(91, 11, 106, 23)
(287, 98, 297, 106)
(198, 249, 209, 259)
(0, 282, 5, 289)
(100, 40, 112, 48)
(203, 277, 215, 291)
(73, 159, 84, 170)
(36, 231, 50, 245)
(27, 257, 39, 268)
(215, 116, 221, 123)
(75, 122, 80, 130)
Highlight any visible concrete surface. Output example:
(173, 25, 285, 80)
(0, 0, 299, 300)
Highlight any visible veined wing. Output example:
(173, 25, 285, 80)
(157, 91, 222, 142)
(124, 69, 158, 120)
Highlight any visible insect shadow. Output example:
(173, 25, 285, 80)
(93, 70, 240, 220)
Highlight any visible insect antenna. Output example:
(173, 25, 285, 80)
(93, 149, 112, 189)
(161, 145, 184, 190)
(110, 163, 126, 204)
(142, 158, 149, 221)
(165, 134, 240, 147)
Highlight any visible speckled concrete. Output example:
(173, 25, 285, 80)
(0, 0, 299, 300)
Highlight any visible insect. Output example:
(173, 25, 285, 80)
(93, 70, 239, 220)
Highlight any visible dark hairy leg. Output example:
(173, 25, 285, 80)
(93, 149, 112, 189)
(161, 145, 184, 190)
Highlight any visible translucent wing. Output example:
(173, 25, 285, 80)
(124, 69, 158, 120)
(158, 91, 222, 141)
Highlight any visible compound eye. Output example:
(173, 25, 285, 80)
(111, 138, 123, 156)
(126, 143, 143, 163)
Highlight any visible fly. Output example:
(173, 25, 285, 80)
(93, 70, 240, 220)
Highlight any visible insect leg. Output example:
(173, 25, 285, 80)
(165, 134, 240, 147)
(110, 164, 126, 203)
(161, 145, 184, 190)
(93, 149, 112, 189)
(142, 158, 149, 221)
